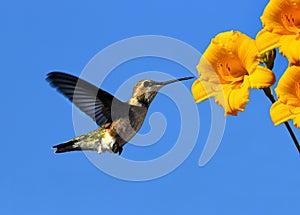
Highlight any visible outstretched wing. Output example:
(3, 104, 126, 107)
(46, 72, 128, 127)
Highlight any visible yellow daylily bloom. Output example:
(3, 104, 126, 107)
(256, 0, 300, 65)
(192, 31, 276, 116)
(270, 66, 300, 128)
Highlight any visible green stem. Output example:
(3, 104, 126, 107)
(263, 88, 300, 153)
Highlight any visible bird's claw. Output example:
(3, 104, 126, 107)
(112, 142, 123, 155)
(112, 143, 118, 153)
(118, 147, 123, 155)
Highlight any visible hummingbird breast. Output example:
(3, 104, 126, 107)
(110, 106, 148, 147)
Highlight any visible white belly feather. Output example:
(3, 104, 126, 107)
(97, 132, 116, 154)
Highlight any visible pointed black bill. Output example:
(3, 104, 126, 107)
(157, 76, 194, 86)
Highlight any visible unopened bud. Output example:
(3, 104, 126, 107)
(261, 49, 276, 70)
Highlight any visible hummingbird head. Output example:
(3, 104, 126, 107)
(129, 76, 194, 107)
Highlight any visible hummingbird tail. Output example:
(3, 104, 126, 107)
(52, 139, 80, 153)
(52, 128, 113, 153)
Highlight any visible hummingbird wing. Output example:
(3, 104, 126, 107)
(46, 72, 129, 127)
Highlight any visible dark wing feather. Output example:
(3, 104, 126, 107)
(46, 72, 127, 126)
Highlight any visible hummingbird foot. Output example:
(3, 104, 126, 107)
(118, 147, 123, 155)
(112, 142, 123, 155)
(112, 142, 119, 153)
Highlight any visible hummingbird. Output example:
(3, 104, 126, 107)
(47, 72, 193, 155)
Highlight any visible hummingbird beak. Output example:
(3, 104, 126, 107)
(157, 76, 194, 86)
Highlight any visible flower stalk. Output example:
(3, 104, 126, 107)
(262, 49, 300, 153)
(263, 87, 300, 153)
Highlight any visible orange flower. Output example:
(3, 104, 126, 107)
(256, 0, 300, 65)
(270, 66, 300, 128)
(192, 31, 275, 116)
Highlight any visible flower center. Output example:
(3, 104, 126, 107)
(217, 55, 247, 83)
(281, 8, 300, 35)
(296, 82, 300, 99)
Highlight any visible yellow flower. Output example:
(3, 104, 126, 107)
(270, 66, 300, 128)
(256, 0, 300, 65)
(192, 31, 275, 116)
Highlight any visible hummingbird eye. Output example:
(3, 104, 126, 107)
(143, 81, 151, 87)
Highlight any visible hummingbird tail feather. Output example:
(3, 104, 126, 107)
(52, 140, 80, 153)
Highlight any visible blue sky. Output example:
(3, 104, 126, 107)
(2, 0, 300, 214)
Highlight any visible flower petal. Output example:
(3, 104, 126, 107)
(249, 66, 276, 88)
(235, 33, 261, 74)
(227, 78, 250, 115)
(275, 66, 300, 106)
(191, 79, 213, 103)
(293, 108, 300, 128)
(196, 57, 221, 84)
(255, 29, 281, 53)
(215, 77, 250, 116)
(271, 66, 300, 127)
(270, 101, 295, 126)
(279, 35, 300, 65)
